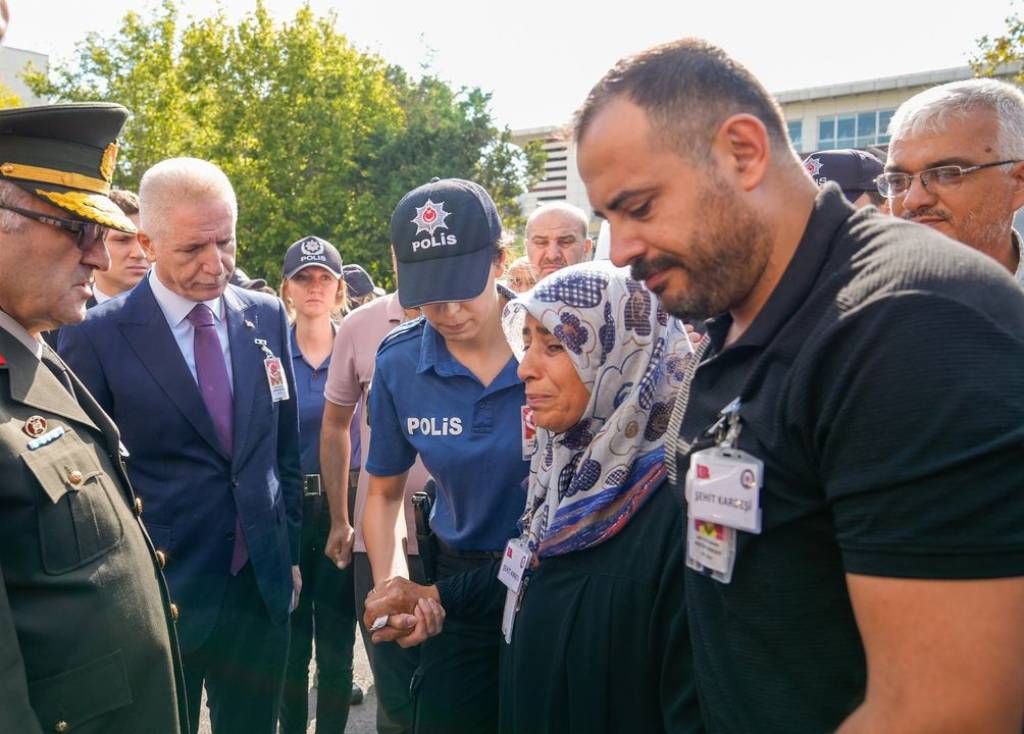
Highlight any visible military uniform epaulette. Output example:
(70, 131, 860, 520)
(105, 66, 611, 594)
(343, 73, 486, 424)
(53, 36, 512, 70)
(376, 316, 425, 357)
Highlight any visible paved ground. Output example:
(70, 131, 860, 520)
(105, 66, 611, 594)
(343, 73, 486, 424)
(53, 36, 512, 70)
(198, 633, 378, 733)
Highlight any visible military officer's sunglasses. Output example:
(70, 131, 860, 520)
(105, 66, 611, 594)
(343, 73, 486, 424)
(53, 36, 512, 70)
(0, 204, 108, 250)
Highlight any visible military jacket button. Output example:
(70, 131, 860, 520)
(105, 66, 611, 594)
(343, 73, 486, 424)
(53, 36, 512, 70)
(67, 470, 83, 486)
(170, 603, 179, 621)
(155, 550, 167, 569)
(54, 721, 69, 733)
(134, 496, 143, 515)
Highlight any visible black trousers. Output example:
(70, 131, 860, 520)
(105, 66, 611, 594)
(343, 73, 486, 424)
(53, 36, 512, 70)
(411, 549, 501, 734)
(279, 491, 358, 734)
(354, 551, 425, 734)
(182, 562, 290, 734)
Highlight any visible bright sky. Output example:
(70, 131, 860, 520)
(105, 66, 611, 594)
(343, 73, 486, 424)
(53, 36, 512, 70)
(6, 0, 1019, 130)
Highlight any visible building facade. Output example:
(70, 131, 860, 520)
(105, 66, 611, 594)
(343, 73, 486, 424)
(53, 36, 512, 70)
(0, 46, 48, 106)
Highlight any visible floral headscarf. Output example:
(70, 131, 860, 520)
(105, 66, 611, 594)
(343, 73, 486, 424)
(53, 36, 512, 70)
(502, 260, 692, 559)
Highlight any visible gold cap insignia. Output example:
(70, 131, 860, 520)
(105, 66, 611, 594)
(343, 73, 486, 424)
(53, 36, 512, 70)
(100, 142, 118, 184)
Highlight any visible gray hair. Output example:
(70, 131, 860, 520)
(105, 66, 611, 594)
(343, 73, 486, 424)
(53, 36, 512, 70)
(139, 157, 237, 238)
(0, 181, 36, 235)
(526, 202, 590, 239)
(889, 78, 1024, 159)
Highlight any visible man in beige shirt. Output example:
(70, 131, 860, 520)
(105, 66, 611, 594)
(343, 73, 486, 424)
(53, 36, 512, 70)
(322, 285, 429, 734)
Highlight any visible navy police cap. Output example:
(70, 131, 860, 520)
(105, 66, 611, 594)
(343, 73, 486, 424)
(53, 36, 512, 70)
(390, 178, 502, 309)
(283, 236, 343, 279)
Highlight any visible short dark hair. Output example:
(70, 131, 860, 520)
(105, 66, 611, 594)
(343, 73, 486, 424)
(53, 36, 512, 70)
(109, 188, 140, 216)
(863, 190, 886, 208)
(574, 38, 789, 161)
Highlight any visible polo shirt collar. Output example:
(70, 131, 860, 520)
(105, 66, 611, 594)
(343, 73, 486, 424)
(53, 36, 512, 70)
(415, 288, 522, 393)
(289, 325, 301, 363)
(289, 323, 334, 369)
(385, 292, 405, 323)
(706, 184, 851, 352)
(418, 321, 458, 377)
(148, 269, 225, 326)
(416, 283, 519, 378)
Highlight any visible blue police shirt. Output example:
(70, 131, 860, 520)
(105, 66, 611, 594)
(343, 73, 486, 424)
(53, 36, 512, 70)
(366, 318, 528, 552)
(290, 326, 332, 477)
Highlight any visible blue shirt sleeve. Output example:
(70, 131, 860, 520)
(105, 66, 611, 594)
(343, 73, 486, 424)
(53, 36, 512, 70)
(365, 356, 417, 477)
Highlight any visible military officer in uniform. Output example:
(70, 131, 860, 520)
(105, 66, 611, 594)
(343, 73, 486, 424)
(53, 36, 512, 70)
(0, 103, 188, 734)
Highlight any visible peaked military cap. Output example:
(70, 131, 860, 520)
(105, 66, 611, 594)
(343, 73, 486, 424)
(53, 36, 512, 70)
(0, 102, 136, 233)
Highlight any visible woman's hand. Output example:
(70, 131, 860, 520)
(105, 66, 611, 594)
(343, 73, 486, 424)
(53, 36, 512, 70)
(395, 597, 446, 648)
(364, 576, 441, 642)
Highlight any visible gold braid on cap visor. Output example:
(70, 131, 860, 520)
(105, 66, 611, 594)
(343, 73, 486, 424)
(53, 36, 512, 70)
(34, 189, 137, 233)
(1, 162, 111, 194)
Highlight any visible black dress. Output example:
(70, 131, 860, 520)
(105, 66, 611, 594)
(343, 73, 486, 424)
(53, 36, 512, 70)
(438, 478, 703, 734)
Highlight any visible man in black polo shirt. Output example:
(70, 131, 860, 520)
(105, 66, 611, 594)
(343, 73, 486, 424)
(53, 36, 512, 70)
(575, 39, 1024, 733)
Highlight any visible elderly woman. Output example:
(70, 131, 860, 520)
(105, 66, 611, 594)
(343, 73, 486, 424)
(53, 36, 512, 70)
(368, 261, 703, 733)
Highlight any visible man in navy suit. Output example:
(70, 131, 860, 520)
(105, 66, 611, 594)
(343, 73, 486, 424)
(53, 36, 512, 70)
(59, 157, 302, 734)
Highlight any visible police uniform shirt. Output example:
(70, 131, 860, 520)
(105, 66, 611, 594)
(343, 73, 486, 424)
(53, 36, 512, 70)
(677, 186, 1024, 732)
(366, 317, 528, 552)
(290, 325, 334, 477)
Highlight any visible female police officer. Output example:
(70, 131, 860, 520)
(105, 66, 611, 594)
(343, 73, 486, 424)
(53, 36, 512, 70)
(361, 179, 528, 734)
(276, 237, 361, 734)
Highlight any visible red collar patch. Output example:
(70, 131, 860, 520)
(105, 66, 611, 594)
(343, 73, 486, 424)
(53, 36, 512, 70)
(0, 353, 6, 366)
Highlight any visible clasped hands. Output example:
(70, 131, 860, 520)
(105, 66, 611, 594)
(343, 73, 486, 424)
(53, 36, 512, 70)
(363, 576, 446, 648)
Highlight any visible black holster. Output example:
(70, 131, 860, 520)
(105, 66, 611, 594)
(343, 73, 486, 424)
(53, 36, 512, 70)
(412, 478, 437, 584)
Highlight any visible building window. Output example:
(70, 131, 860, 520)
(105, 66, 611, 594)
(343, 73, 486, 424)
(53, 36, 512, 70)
(878, 109, 894, 144)
(787, 120, 803, 152)
(816, 109, 894, 150)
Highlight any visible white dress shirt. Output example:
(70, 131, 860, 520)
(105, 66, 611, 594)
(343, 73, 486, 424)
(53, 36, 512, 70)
(148, 269, 234, 391)
(93, 287, 114, 305)
(0, 310, 43, 359)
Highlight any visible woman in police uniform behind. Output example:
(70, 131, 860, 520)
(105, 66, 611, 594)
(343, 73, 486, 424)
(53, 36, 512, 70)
(361, 178, 528, 734)
(275, 236, 363, 734)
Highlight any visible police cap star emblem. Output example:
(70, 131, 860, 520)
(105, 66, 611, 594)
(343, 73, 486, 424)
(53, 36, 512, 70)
(411, 199, 451, 237)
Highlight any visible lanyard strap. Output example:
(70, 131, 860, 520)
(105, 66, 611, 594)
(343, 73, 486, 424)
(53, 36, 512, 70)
(665, 337, 711, 485)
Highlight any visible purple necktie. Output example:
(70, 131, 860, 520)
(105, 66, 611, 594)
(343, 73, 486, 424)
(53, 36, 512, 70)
(187, 304, 248, 575)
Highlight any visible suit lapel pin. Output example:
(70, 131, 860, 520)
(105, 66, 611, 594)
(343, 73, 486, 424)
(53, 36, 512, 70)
(24, 415, 47, 437)
(244, 319, 255, 330)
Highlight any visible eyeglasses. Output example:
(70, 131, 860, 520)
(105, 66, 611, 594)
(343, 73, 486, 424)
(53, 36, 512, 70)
(875, 160, 1021, 199)
(0, 204, 108, 250)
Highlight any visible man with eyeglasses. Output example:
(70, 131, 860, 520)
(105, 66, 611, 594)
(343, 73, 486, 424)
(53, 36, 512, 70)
(883, 78, 1024, 283)
(0, 103, 188, 733)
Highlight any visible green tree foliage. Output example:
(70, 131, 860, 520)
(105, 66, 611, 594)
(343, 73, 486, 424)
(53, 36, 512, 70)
(26, 0, 544, 285)
(973, 5, 1024, 81)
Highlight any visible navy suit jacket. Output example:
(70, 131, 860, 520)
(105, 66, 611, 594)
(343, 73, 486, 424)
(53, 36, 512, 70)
(58, 279, 302, 653)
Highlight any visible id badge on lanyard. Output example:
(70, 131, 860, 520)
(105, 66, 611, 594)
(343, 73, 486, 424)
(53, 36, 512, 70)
(683, 398, 764, 584)
(255, 338, 290, 403)
(498, 538, 531, 643)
